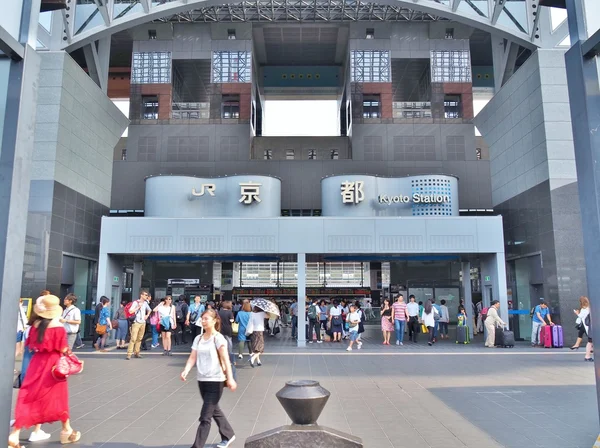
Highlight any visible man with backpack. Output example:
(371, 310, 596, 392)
(307, 298, 322, 343)
(174, 295, 189, 345)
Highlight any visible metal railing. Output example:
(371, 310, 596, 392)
(171, 102, 209, 119)
(393, 101, 432, 119)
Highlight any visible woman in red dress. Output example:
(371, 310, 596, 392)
(9, 295, 81, 447)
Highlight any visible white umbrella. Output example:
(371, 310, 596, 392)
(251, 298, 280, 316)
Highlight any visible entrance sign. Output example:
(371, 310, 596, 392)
(145, 175, 281, 218)
(322, 174, 459, 217)
(191, 184, 216, 197)
(239, 182, 262, 204)
(341, 181, 365, 204)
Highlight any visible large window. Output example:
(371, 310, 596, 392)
(131, 52, 171, 84)
(430, 50, 471, 83)
(212, 51, 251, 83)
(351, 50, 390, 82)
(237, 262, 368, 287)
(141, 95, 159, 120)
(444, 94, 462, 118)
(363, 95, 381, 118)
(222, 95, 240, 119)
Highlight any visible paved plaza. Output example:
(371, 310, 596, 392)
(10, 328, 599, 448)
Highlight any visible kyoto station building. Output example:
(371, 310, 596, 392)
(4, 0, 595, 346)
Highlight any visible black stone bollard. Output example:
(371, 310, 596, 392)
(244, 380, 363, 447)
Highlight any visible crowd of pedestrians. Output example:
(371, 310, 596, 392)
(11, 288, 593, 447)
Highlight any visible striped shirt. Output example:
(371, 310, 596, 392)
(392, 302, 407, 321)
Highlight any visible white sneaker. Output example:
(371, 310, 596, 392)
(216, 435, 236, 448)
(238, 354, 243, 359)
(29, 430, 51, 442)
(396, 341, 400, 345)
(399, 342, 403, 346)
(309, 341, 314, 344)
(346, 347, 352, 351)
(317, 340, 323, 344)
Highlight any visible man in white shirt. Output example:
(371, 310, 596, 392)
(126, 290, 152, 360)
(60, 293, 82, 350)
(406, 295, 420, 343)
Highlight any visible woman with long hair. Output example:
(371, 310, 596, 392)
(154, 296, 177, 356)
(114, 299, 129, 349)
(572, 296, 590, 350)
(380, 298, 393, 345)
(421, 300, 439, 346)
(181, 309, 237, 448)
(9, 295, 81, 447)
(249, 306, 266, 367)
(235, 300, 252, 359)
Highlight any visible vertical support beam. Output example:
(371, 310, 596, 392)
(297, 253, 306, 347)
(491, 0, 504, 25)
(461, 261, 474, 339)
(96, 252, 122, 302)
(481, 253, 509, 328)
(491, 35, 518, 92)
(132, 260, 142, 303)
(0, 0, 40, 442)
(82, 37, 111, 93)
(564, 0, 600, 425)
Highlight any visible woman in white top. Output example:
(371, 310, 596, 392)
(248, 307, 266, 367)
(328, 300, 343, 342)
(153, 296, 177, 356)
(181, 309, 237, 448)
(572, 296, 590, 350)
(421, 300, 439, 346)
(346, 305, 362, 351)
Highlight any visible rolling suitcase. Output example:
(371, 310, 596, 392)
(540, 325, 553, 348)
(495, 327, 515, 348)
(456, 325, 470, 344)
(552, 325, 564, 348)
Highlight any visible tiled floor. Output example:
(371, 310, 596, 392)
(10, 327, 599, 448)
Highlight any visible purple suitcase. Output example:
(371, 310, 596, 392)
(552, 325, 564, 348)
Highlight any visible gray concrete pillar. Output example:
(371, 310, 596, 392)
(481, 253, 509, 329)
(461, 261, 474, 338)
(297, 253, 306, 347)
(132, 261, 143, 302)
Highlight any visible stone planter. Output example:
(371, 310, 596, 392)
(276, 380, 330, 425)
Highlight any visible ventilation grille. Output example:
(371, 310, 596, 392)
(393, 136, 436, 161)
(128, 236, 173, 252)
(327, 235, 372, 252)
(231, 235, 276, 252)
(220, 136, 239, 161)
(138, 137, 157, 161)
(180, 236, 224, 252)
(429, 235, 474, 251)
(446, 135, 466, 161)
(379, 235, 424, 251)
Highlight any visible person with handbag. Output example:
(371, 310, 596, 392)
(93, 297, 112, 352)
(181, 308, 237, 448)
(247, 306, 266, 367)
(328, 299, 344, 342)
(235, 300, 252, 359)
(113, 300, 130, 350)
(572, 296, 590, 350)
(60, 294, 81, 350)
(9, 295, 82, 447)
(153, 296, 177, 356)
(421, 300, 439, 346)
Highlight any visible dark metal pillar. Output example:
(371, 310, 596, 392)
(0, 0, 38, 444)
(564, 0, 600, 424)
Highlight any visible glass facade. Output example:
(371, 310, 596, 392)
(236, 262, 368, 287)
(212, 51, 252, 83)
(351, 50, 391, 83)
(430, 50, 471, 83)
(131, 52, 172, 84)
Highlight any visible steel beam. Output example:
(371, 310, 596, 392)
(563, 0, 600, 431)
(581, 26, 600, 59)
(491, 0, 503, 25)
(0, 26, 25, 60)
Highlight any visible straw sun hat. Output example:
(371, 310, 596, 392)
(34, 294, 63, 319)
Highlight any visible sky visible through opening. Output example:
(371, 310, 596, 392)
(263, 100, 339, 136)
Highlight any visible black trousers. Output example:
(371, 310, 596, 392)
(192, 381, 235, 448)
(407, 317, 419, 342)
(190, 324, 202, 341)
(308, 318, 321, 341)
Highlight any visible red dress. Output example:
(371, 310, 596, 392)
(14, 326, 70, 428)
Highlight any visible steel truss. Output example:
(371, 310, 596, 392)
(153, 1, 446, 23)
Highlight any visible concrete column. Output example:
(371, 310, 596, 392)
(297, 253, 306, 347)
(96, 253, 122, 302)
(481, 253, 509, 329)
(461, 261, 474, 338)
(132, 261, 143, 301)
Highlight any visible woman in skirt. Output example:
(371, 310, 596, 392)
(380, 298, 394, 345)
(249, 307, 266, 367)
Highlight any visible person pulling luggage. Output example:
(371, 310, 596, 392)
(531, 300, 554, 347)
(484, 300, 506, 348)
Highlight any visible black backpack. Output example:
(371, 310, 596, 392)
(175, 302, 185, 321)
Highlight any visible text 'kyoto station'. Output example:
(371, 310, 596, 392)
(3, 0, 600, 447)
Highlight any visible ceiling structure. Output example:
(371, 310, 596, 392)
(38, 0, 569, 53)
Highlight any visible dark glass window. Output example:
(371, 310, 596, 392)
(142, 96, 159, 120)
(363, 95, 381, 118)
(222, 95, 240, 119)
(444, 94, 461, 118)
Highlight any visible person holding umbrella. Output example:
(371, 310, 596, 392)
(247, 298, 280, 367)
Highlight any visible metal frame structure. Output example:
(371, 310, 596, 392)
(563, 0, 600, 425)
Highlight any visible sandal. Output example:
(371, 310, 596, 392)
(8, 436, 25, 448)
(60, 430, 81, 445)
